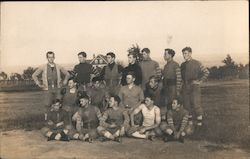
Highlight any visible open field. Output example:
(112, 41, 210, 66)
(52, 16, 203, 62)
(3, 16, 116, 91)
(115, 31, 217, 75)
(0, 80, 249, 159)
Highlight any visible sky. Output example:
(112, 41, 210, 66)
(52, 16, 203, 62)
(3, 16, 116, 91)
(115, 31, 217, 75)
(0, 1, 249, 74)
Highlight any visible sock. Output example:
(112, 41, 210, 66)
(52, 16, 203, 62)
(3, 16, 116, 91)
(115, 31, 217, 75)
(166, 129, 173, 135)
(104, 131, 114, 140)
(73, 133, 80, 139)
(181, 132, 186, 136)
(46, 131, 53, 137)
(114, 130, 120, 137)
(55, 133, 62, 140)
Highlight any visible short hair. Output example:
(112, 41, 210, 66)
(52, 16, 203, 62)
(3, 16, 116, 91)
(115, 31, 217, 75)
(106, 52, 116, 58)
(149, 75, 160, 83)
(78, 52, 87, 58)
(79, 93, 90, 100)
(53, 98, 62, 105)
(92, 76, 101, 83)
(165, 48, 175, 57)
(68, 77, 75, 82)
(77, 90, 88, 98)
(110, 95, 121, 105)
(173, 97, 183, 105)
(46, 51, 55, 58)
(141, 48, 150, 54)
(144, 93, 155, 102)
(127, 52, 137, 58)
(126, 71, 136, 79)
(182, 47, 192, 53)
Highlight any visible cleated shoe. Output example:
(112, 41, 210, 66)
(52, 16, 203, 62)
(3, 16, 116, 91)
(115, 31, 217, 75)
(47, 133, 57, 141)
(114, 137, 122, 143)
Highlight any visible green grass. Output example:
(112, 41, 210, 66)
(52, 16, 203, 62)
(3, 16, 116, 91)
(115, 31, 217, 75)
(0, 80, 249, 151)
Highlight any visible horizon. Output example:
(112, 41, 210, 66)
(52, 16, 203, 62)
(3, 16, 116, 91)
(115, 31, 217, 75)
(1, 53, 248, 75)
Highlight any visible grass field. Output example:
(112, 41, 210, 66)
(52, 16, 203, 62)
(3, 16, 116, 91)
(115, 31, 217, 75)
(0, 79, 249, 157)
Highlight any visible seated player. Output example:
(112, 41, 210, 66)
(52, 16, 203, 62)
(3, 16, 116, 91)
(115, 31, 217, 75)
(144, 75, 166, 116)
(97, 95, 129, 142)
(69, 94, 102, 142)
(160, 98, 193, 143)
(41, 99, 71, 141)
(127, 94, 161, 140)
(87, 77, 107, 113)
(61, 78, 79, 113)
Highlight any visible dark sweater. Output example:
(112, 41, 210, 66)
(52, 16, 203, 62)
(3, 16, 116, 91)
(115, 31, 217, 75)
(73, 63, 93, 84)
(121, 63, 142, 86)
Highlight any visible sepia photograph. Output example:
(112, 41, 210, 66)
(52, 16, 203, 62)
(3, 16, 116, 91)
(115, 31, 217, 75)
(0, 1, 249, 159)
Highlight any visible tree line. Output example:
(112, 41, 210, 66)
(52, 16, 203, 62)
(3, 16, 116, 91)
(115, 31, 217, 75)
(0, 54, 248, 81)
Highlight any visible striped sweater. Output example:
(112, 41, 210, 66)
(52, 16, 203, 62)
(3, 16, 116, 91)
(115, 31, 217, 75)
(162, 60, 182, 92)
(167, 106, 189, 132)
(181, 59, 209, 83)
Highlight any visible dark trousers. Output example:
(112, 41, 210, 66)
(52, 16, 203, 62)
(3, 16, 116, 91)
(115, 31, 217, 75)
(182, 84, 203, 117)
(164, 85, 177, 110)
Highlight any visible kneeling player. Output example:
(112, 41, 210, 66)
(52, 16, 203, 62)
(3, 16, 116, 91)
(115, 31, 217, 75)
(41, 99, 71, 141)
(128, 94, 161, 140)
(97, 95, 129, 142)
(160, 98, 193, 143)
(69, 94, 102, 142)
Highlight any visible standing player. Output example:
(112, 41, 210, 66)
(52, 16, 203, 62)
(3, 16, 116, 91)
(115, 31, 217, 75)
(73, 52, 96, 91)
(121, 52, 142, 86)
(139, 48, 161, 89)
(181, 47, 209, 126)
(99, 52, 123, 94)
(32, 51, 70, 109)
(162, 48, 182, 110)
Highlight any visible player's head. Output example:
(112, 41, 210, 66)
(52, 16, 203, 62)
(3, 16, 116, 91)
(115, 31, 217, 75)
(79, 93, 90, 107)
(141, 48, 150, 60)
(148, 75, 159, 89)
(68, 77, 76, 89)
(171, 98, 182, 110)
(109, 95, 121, 108)
(78, 52, 87, 63)
(126, 71, 136, 85)
(182, 47, 192, 61)
(106, 52, 116, 64)
(144, 93, 155, 107)
(51, 99, 62, 111)
(127, 52, 137, 64)
(164, 48, 175, 61)
(46, 51, 55, 64)
(92, 76, 101, 88)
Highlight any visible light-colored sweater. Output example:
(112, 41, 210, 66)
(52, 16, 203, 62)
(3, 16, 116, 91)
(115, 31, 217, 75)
(32, 64, 70, 90)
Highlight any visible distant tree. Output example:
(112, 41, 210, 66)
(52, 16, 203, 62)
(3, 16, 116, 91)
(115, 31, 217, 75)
(221, 54, 239, 79)
(208, 66, 221, 79)
(0, 72, 8, 80)
(10, 73, 23, 80)
(22, 67, 36, 80)
(239, 63, 249, 79)
(127, 44, 142, 62)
